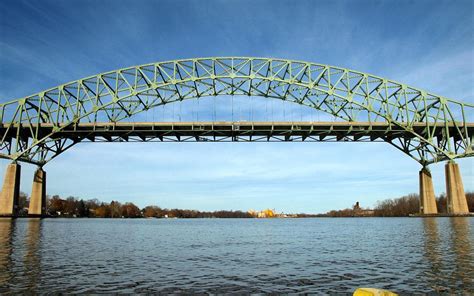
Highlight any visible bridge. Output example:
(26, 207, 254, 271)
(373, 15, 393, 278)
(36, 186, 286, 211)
(0, 57, 472, 216)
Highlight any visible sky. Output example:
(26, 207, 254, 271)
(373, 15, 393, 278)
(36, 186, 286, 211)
(0, 0, 473, 213)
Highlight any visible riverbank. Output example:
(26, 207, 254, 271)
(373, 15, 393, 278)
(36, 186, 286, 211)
(12, 191, 474, 218)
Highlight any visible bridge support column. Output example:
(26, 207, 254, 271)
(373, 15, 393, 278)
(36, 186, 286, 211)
(0, 163, 21, 217)
(28, 168, 46, 217)
(445, 161, 469, 214)
(419, 167, 437, 214)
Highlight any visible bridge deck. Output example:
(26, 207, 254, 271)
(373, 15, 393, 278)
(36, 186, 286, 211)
(2, 121, 473, 142)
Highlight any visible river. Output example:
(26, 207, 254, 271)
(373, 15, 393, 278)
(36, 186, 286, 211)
(0, 217, 472, 293)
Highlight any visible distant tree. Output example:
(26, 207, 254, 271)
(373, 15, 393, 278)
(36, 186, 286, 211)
(110, 201, 122, 218)
(18, 191, 29, 209)
(436, 194, 447, 213)
(168, 208, 182, 218)
(95, 203, 111, 218)
(17, 192, 29, 216)
(212, 210, 253, 218)
(77, 199, 89, 217)
(374, 194, 419, 216)
(121, 202, 141, 218)
(85, 199, 100, 217)
(48, 195, 64, 216)
(436, 192, 473, 213)
(64, 197, 77, 216)
(466, 192, 474, 212)
(326, 208, 353, 217)
(143, 206, 161, 218)
(86, 199, 100, 208)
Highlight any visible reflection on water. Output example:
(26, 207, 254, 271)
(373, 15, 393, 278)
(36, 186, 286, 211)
(422, 218, 443, 292)
(420, 218, 473, 293)
(0, 218, 43, 294)
(449, 218, 473, 292)
(24, 218, 42, 291)
(0, 218, 472, 293)
(0, 218, 15, 288)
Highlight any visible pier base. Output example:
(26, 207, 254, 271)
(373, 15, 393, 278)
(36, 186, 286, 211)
(28, 168, 46, 217)
(419, 168, 437, 214)
(0, 163, 21, 217)
(445, 161, 469, 214)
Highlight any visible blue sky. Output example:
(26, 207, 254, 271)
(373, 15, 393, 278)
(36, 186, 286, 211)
(0, 0, 473, 213)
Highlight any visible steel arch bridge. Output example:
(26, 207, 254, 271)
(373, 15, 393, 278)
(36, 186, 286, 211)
(0, 57, 473, 167)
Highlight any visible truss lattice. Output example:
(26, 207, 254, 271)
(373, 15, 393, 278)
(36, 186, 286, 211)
(0, 57, 473, 166)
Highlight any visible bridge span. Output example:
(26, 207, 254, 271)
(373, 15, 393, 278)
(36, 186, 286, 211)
(0, 57, 472, 217)
(2, 121, 473, 144)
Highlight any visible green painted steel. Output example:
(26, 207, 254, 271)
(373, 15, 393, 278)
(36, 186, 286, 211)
(0, 57, 472, 166)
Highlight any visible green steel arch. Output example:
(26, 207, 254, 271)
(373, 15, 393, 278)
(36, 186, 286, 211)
(0, 57, 473, 166)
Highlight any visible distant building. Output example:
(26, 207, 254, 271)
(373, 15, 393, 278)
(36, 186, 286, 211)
(353, 201, 374, 217)
(354, 202, 360, 210)
(248, 209, 277, 218)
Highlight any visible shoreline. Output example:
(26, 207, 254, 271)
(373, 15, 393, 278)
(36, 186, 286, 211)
(2, 215, 473, 219)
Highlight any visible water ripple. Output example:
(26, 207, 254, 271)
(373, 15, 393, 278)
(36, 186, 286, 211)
(0, 217, 473, 293)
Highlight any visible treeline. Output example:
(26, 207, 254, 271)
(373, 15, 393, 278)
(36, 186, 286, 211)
(142, 206, 252, 218)
(323, 208, 359, 217)
(373, 194, 421, 217)
(48, 196, 142, 218)
(322, 192, 474, 217)
(15, 192, 474, 218)
(16, 194, 253, 218)
(374, 192, 474, 217)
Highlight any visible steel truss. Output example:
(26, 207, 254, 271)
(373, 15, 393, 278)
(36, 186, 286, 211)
(0, 57, 473, 166)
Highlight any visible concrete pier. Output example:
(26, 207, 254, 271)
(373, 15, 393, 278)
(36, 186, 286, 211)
(445, 161, 469, 214)
(0, 163, 21, 217)
(419, 168, 438, 214)
(28, 168, 46, 217)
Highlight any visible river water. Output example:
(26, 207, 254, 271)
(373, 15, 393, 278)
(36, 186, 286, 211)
(0, 217, 472, 294)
